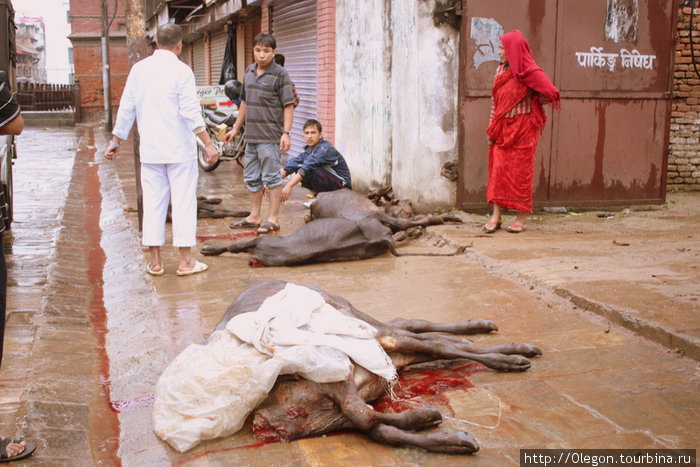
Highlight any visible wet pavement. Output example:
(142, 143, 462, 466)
(1, 124, 698, 465)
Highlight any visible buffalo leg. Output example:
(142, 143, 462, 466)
(322, 377, 443, 432)
(369, 424, 479, 454)
(327, 380, 482, 453)
(385, 318, 541, 357)
(315, 285, 539, 367)
(404, 213, 463, 228)
(386, 317, 498, 334)
(200, 238, 259, 256)
(377, 333, 534, 372)
(425, 334, 542, 358)
(394, 331, 542, 358)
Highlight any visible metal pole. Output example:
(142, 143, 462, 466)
(101, 0, 113, 131)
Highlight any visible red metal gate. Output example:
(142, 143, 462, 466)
(457, 0, 678, 208)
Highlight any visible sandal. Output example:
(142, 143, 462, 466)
(0, 437, 36, 462)
(230, 219, 261, 229)
(257, 221, 280, 235)
(483, 221, 501, 234)
(146, 263, 165, 276)
(176, 260, 208, 276)
(506, 223, 526, 233)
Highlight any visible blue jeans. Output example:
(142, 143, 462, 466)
(243, 143, 283, 192)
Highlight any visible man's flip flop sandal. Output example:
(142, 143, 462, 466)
(0, 438, 36, 462)
(146, 263, 165, 276)
(230, 220, 261, 229)
(176, 260, 208, 276)
(257, 221, 280, 234)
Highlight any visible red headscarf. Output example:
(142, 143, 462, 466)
(501, 30, 560, 108)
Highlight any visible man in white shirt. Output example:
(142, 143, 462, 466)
(105, 23, 218, 276)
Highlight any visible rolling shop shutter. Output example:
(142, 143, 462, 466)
(271, 0, 317, 157)
(210, 28, 228, 85)
(192, 39, 205, 85)
(180, 43, 192, 68)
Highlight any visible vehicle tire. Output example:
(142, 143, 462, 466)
(0, 148, 12, 231)
(197, 143, 221, 172)
(0, 183, 10, 232)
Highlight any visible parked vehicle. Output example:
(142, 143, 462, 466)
(1, 0, 16, 230)
(197, 80, 245, 172)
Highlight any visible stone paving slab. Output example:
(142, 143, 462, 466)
(1, 125, 698, 465)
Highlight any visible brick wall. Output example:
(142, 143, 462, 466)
(670, 1, 700, 191)
(68, 0, 128, 123)
(261, 1, 271, 33)
(316, 0, 336, 144)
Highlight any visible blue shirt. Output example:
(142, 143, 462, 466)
(284, 139, 352, 188)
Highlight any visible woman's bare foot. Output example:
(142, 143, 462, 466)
(506, 213, 528, 233)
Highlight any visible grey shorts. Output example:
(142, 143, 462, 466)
(243, 143, 283, 192)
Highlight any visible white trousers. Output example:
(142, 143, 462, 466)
(141, 160, 198, 248)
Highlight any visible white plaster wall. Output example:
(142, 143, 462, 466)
(335, 0, 393, 190)
(335, 0, 460, 211)
(391, 1, 459, 210)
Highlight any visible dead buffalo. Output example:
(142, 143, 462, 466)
(309, 189, 463, 243)
(219, 280, 541, 453)
(195, 196, 251, 219)
(309, 188, 462, 232)
(200, 216, 466, 265)
(166, 196, 251, 222)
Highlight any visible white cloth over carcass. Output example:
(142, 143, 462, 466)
(153, 283, 397, 452)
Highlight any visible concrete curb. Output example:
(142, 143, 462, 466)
(553, 287, 699, 361)
(22, 110, 75, 127)
(432, 228, 699, 362)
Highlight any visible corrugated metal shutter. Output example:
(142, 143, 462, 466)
(210, 28, 228, 84)
(272, 0, 317, 157)
(180, 43, 192, 68)
(192, 39, 206, 85)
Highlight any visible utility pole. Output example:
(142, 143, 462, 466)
(125, 0, 148, 230)
(101, 0, 113, 131)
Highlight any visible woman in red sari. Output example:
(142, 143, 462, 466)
(484, 30, 560, 233)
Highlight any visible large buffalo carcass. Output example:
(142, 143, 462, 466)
(309, 188, 462, 233)
(153, 280, 541, 453)
(200, 189, 466, 264)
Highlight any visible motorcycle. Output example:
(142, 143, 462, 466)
(197, 80, 245, 172)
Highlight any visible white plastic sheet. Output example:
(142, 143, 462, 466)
(153, 283, 397, 452)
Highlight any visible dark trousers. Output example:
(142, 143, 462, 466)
(301, 170, 349, 194)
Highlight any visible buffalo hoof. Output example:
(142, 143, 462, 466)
(200, 245, 226, 256)
(425, 431, 480, 454)
(510, 343, 542, 358)
(481, 353, 532, 372)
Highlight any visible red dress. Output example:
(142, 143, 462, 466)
(485, 30, 560, 213)
(486, 66, 546, 213)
